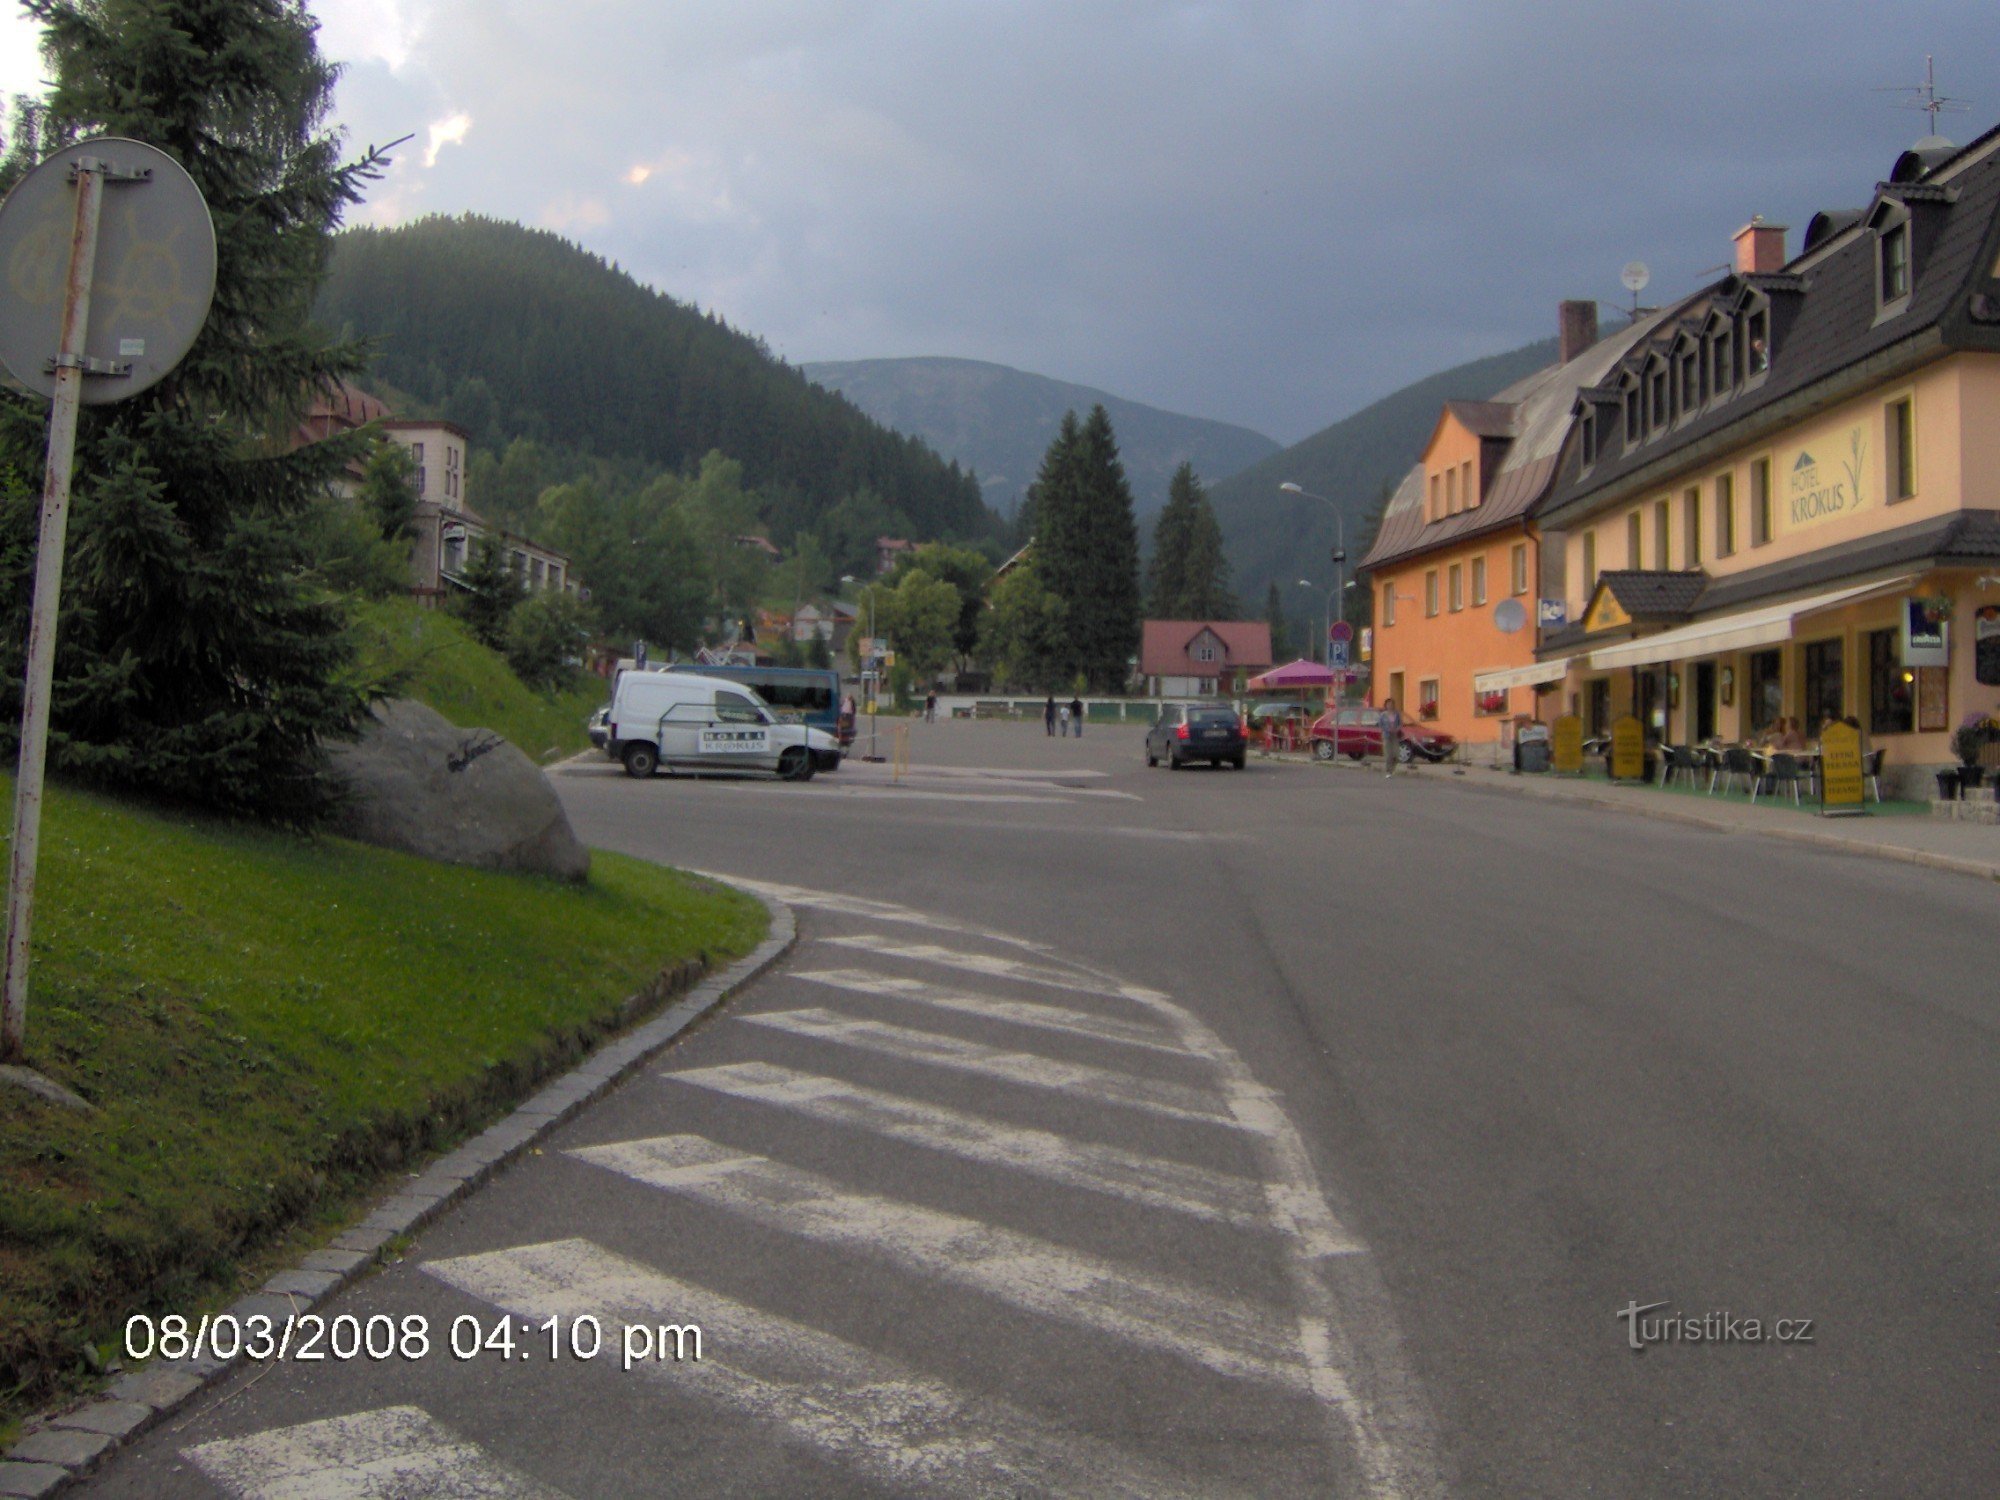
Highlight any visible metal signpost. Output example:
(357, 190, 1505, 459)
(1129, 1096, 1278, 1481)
(0, 139, 216, 1063)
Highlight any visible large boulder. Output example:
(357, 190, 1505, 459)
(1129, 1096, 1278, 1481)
(327, 699, 590, 882)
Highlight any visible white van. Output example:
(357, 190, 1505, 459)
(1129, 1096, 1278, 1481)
(607, 671, 838, 781)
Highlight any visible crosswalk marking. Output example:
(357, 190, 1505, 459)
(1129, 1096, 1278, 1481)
(740, 1007, 1247, 1127)
(789, 966, 1184, 1053)
(568, 1135, 1311, 1392)
(426, 1238, 1251, 1500)
(184, 1405, 566, 1500)
(668, 1061, 1276, 1228)
(820, 936, 1155, 1000)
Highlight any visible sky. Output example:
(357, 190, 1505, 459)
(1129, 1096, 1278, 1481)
(0, 2, 1991, 445)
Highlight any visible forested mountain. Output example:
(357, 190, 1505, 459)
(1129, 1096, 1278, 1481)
(802, 356, 1279, 520)
(1212, 337, 1562, 608)
(314, 216, 994, 546)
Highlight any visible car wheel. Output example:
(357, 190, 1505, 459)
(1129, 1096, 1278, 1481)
(1399, 740, 1416, 764)
(778, 746, 814, 781)
(621, 742, 658, 779)
(1167, 753, 1181, 770)
(1230, 753, 1246, 770)
(1146, 749, 1157, 766)
(1312, 739, 1336, 762)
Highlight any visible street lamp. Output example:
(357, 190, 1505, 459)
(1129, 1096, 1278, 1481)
(840, 574, 883, 762)
(1295, 578, 1333, 666)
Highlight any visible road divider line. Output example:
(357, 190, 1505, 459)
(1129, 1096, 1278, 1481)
(425, 1238, 1251, 1500)
(185, 1405, 566, 1499)
(669, 1061, 1273, 1228)
(740, 1008, 1246, 1127)
(789, 967, 1184, 1053)
(567, 1138, 1312, 1393)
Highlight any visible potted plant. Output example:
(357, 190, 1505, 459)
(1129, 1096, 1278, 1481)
(1953, 714, 1995, 791)
(1918, 592, 1955, 625)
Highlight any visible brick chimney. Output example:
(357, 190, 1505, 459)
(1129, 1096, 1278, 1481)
(1732, 216, 1789, 275)
(1558, 300, 1599, 364)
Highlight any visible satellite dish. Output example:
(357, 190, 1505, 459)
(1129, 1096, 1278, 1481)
(1620, 261, 1651, 294)
(1493, 599, 1527, 635)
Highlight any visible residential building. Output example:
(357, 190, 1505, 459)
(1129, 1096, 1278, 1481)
(380, 419, 576, 606)
(1360, 301, 1665, 754)
(876, 536, 915, 574)
(1139, 621, 1274, 697)
(1535, 126, 2000, 794)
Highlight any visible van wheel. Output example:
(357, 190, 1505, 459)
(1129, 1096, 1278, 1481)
(778, 746, 814, 781)
(621, 743, 658, 779)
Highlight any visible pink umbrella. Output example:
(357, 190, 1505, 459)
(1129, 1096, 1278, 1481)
(1246, 658, 1339, 691)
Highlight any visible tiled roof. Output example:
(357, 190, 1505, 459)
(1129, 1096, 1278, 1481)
(1442, 400, 1516, 439)
(1139, 620, 1274, 678)
(1597, 570, 1707, 618)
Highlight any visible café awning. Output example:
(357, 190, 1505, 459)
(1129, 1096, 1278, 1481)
(1472, 658, 1572, 693)
(1586, 574, 1917, 670)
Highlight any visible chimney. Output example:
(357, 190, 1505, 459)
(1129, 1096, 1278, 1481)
(1558, 300, 1599, 364)
(1732, 215, 1789, 275)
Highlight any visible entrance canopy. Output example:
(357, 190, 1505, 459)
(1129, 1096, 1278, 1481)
(1585, 574, 1917, 670)
(1473, 658, 1571, 693)
(1248, 657, 1339, 690)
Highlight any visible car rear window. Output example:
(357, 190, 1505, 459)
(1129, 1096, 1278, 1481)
(1188, 709, 1238, 725)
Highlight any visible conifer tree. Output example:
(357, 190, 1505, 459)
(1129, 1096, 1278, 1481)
(1265, 581, 1291, 661)
(1033, 406, 1141, 693)
(0, 0, 392, 822)
(1147, 462, 1236, 619)
(451, 537, 520, 650)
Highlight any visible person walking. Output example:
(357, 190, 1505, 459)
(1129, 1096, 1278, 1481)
(1044, 695, 1057, 736)
(1058, 702, 1071, 737)
(924, 690, 937, 724)
(1069, 695, 1085, 739)
(1378, 697, 1402, 777)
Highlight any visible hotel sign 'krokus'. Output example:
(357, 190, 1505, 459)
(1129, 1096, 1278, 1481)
(1785, 428, 1868, 533)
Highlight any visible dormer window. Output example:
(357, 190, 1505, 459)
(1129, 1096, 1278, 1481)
(1881, 219, 1911, 306)
(1581, 408, 1598, 466)
(1712, 329, 1734, 395)
(1623, 386, 1640, 444)
(1647, 366, 1669, 434)
(1679, 349, 1700, 411)
(1745, 307, 1770, 378)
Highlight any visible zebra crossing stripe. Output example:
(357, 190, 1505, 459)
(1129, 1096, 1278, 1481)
(426, 1238, 1251, 1500)
(789, 966, 1184, 1053)
(668, 1060, 1287, 1231)
(819, 936, 1156, 1000)
(739, 1007, 1246, 1127)
(184, 1404, 566, 1499)
(567, 1134, 1311, 1392)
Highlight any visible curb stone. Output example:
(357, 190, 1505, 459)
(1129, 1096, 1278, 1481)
(0, 884, 794, 1494)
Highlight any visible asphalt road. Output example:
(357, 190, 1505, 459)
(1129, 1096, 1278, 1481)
(78, 718, 1999, 1497)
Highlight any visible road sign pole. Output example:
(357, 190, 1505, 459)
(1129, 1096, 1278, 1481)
(3, 160, 106, 1061)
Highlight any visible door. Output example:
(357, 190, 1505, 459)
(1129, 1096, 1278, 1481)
(707, 689, 776, 769)
(1694, 661, 1717, 742)
(656, 701, 708, 767)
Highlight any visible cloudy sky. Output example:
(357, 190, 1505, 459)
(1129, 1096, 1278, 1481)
(0, 2, 1991, 443)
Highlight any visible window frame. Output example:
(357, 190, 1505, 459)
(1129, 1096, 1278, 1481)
(1714, 472, 1736, 557)
(1653, 498, 1670, 570)
(1447, 563, 1463, 612)
(1626, 510, 1643, 568)
(1471, 555, 1488, 607)
(1745, 306, 1771, 381)
(1885, 394, 1916, 502)
(1425, 570, 1439, 617)
(1749, 456, 1773, 547)
(1510, 542, 1529, 596)
(1581, 530, 1598, 597)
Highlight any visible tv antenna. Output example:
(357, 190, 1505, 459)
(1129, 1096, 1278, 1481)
(1876, 56, 1969, 138)
(1619, 261, 1651, 321)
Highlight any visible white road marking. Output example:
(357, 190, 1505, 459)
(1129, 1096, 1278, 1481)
(184, 1405, 565, 1500)
(790, 967, 1183, 1053)
(568, 1137, 1312, 1393)
(820, 936, 1158, 1002)
(426, 1238, 1249, 1500)
(740, 1008, 1247, 1127)
(668, 1061, 1283, 1231)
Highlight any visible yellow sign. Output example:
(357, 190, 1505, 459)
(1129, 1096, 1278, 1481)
(1552, 714, 1584, 774)
(1583, 584, 1631, 634)
(1818, 719, 1865, 815)
(1610, 715, 1645, 780)
(1784, 428, 1868, 534)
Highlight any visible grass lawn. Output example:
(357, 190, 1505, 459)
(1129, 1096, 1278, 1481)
(0, 775, 764, 1429)
(348, 597, 607, 763)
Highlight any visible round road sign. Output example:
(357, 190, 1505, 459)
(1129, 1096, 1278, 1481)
(1328, 619, 1354, 644)
(0, 137, 216, 404)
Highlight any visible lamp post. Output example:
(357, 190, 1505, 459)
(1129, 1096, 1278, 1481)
(1295, 578, 1332, 666)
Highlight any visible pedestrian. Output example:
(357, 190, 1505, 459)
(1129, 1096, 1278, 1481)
(1069, 695, 1085, 739)
(1044, 695, 1057, 735)
(924, 690, 937, 724)
(1058, 702, 1071, 737)
(1378, 696, 1402, 777)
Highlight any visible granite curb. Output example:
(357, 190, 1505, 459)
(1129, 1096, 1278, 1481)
(0, 883, 795, 1498)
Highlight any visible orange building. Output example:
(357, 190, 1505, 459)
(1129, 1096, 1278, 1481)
(1361, 302, 1667, 758)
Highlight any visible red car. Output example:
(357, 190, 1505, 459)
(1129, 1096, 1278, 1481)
(1308, 705, 1458, 765)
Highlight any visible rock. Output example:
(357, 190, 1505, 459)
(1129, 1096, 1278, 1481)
(326, 699, 590, 882)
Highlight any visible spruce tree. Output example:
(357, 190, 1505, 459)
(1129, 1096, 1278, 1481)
(1034, 406, 1140, 694)
(1145, 471, 1194, 617)
(452, 537, 520, 650)
(0, 0, 391, 822)
(1147, 462, 1236, 619)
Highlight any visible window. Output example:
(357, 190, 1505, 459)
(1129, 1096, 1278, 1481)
(1425, 570, 1439, 617)
(414, 466, 426, 495)
(1680, 351, 1699, 411)
(1881, 221, 1911, 305)
(1749, 457, 1773, 546)
(1428, 474, 1441, 522)
(714, 690, 767, 725)
(1626, 510, 1642, 568)
(1653, 499, 1670, 569)
(1746, 308, 1770, 376)
(1801, 638, 1844, 731)
(1471, 556, 1487, 606)
(1417, 677, 1441, 720)
(1714, 473, 1736, 556)
(1713, 330, 1733, 395)
(1382, 585, 1396, 627)
(1683, 487, 1701, 567)
(1886, 397, 1916, 501)
(1748, 648, 1783, 734)
(1868, 628, 1914, 733)
(1192, 639, 1217, 662)
(1581, 409, 1598, 465)
(411, 442, 425, 464)
(1648, 367, 1669, 431)
(1445, 467, 1458, 514)
(1462, 460, 1476, 508)
(1448, 564, 1463, 612)
(1510, 542, 1528, 595)
(1581, 530, 1598, 596)
(1623, 387, 1640, 444)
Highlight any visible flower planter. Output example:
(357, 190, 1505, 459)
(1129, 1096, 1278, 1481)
(1935, 768, 1962, 801)
(1959, 764, 1986, 792)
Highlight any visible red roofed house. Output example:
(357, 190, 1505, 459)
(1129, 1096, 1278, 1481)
(1140, 621, 1274, 698)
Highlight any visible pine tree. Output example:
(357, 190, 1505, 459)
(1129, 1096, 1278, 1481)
(0, 0, 392, 822)
(1145, 472, 1194, 617)
(1147, 462, 1236, 619)
(1034, 407, 1141, 693)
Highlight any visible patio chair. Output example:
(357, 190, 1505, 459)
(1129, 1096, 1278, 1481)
(1758, 751, 1806, 806)
(1659, 745, 1699, 790)
(1716, 745, 1756, 796)
(1863, 747, 1885, 803)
